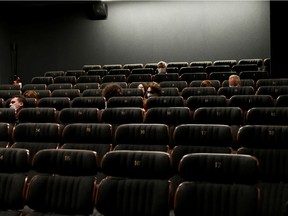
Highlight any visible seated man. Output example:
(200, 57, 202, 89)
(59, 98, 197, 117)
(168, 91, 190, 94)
(156, 61, 168, 74)
(9, 95, 27, 124)
(228, 74, 241, 87)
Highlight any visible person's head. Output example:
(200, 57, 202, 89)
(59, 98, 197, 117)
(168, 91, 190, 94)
(137, 82, 148, 95)
(24, 90, 40, 100)
(12, 75, 22, 88)
(228, 75, 241, 87)
(200, 80, 213, 87)
(145, 82, 161, 98)
(157, 61, 167, 74)
(9, 95, 27, 114)
(102, 83, 123, 100)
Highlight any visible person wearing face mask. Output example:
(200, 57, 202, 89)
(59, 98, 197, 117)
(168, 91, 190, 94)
(156, 61, 168, 74)
(137, 82, 148, 97)
(9, 95, 27, 124)
(143, 82, 161, 110)
(228, 74, 241, 87)
(102, 83, 123, 108)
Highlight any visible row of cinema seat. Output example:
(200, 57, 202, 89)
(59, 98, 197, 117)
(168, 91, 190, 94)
(42, 58, 266, 74)
(0, 122, 287, 216)
(0, 92, 288, 113)
(1, 105, 288, 148)
(1, 105, 288, 130)
(0, 147, 258, 216)
(1, 118, 288, 165)
(32, 70, 269, 85)
(48, 58, 268, 74)
(2, 78, 288, 102)
(27, 76, 279, 91)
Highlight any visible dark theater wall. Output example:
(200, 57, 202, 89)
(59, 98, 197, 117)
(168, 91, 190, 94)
(0, 1, 270, 84)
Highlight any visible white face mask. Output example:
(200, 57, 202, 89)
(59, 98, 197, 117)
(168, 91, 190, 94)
(10, 104, 16, 110)
(146, 93, 153, 98)
(157, 68, 166, 73)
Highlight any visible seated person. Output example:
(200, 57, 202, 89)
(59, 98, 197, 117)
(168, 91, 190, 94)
(9, 95, 27, 124)
(200, 80, 213, 87)
(156, 61, 168, 74)
(137, 82, 148, 96)
(24, 90, 40, 100)
(143, 82, 161, 110)
(102, 83, 123, 101)
(228, 75, 241, 87)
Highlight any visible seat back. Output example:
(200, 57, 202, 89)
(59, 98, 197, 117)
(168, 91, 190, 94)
(44, 71, 65, 77)
(0, 123, 12, 147)
(71, 96, 105, 109)
(102, 74, 126, 83)
(180, 73, 208, 83)
(145, 96, 185, 109)
(61, 123, 113, 170)
(73, 82, 100, 93)
(160, 87, 180, 96)
(0, 84, 21, 90)
(186, 95, 227, 111)
(245, 107, 288, 125)
(53, 75, 77, 85)
(122, 88, 144, 97)
(96, 150, 172, 216)
(32, 149, 98, 176)
(256, 78, 288, 88)
(179, 66, 205, 75)
(11, 123, 62, 164)
(22, 84, 47, 91)
(51, 89, 80, 99)
(276, 95, 288, 107)
(193, 107, 243, 125)
(65, 70, 86, 78)
(205, 65, 231, 73)
(171, 124, 234, 172)
(154, 73, 179, 83)
(26, 149, 97, 215)
(0, 90, 22, 101)
(159, 81, 187, 92)
(209, 71, 237, 82)
(232, 64, 258, 73)
(59, 107, 100, 124)
(31, 76, 53, 85)
(47, 83, 73, 91)
(37, 97, 71, 110)
(239, 71, 269, 80)
(18, 107, 57, 123)
(217, 86, 255, 99)
(82, 64, 101, 72)
(76, 75, 101, 83)
(228, 95, 274, 111)
(256, 86, 288, 99)
(108, 68, 130, 76)
(107, 96, 143, 108)
(114, 123, 169, 152)
(174, 153, 259, 216)
(101, 107, 145, 124)
(127, 74, 153, 83)
(237, 125, 288, 216)
(82, 89, 103, 97)
(181, 87, 216, 100)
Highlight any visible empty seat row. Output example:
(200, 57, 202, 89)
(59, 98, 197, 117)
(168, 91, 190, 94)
(1, 105, 288, 129)
(1, 140, 286, 216)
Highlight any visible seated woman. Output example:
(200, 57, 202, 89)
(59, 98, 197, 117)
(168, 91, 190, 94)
(143, 82, 161, 110)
